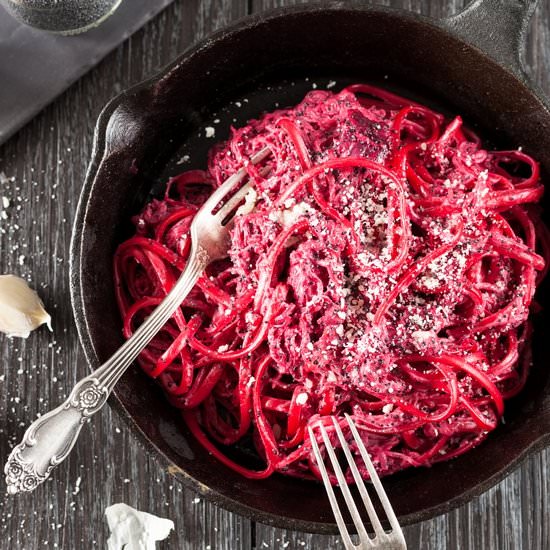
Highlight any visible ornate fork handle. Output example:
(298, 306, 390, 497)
(5, 375, 109, 494)
(5, 245, 209, 495)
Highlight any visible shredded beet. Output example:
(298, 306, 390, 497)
(114, 84, 549, 481)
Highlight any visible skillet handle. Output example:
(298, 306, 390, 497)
(442, 0, 538, 78)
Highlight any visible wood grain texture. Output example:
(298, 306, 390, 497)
(0, 1, 549, 549)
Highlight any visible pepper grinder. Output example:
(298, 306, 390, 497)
(1, 0, 123, 35)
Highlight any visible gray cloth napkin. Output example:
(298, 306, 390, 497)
(0, 0, 175, 144)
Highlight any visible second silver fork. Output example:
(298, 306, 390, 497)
(308, 414, 407, 550)
(4, 147, 271, 495)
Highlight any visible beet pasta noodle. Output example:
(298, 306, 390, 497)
(114, 84, 548, 481)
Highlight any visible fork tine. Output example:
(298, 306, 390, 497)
(318, 423, 371, 544)
(217, 165, 272, 221)
(249, 146, 272, 165)
(345, 414, 404, 537)
(331, 417, 386, 538)
(201, 147, 271, 213)
(217, 182, 252, 220)
(307, 427, 356, 550)
(201, 166, 248, 213)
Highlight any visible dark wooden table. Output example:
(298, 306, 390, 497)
(1, 1, 550, 548)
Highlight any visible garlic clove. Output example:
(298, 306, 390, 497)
(0, 275, 52, 338)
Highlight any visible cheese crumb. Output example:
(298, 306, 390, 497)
(235, 187, 257, 217)
(296, 393, 308, 405)
(176, 155, 190, 165)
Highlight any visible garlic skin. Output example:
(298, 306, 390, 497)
(105, 503, 174, 550)
(0, 275, 52, 338)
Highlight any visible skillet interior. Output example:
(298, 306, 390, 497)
(71, 5, 550, 533)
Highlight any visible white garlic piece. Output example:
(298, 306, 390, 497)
(0, 275, 52, 338)
(105, 503, 174, 550)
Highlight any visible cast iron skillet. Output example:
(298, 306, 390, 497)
(70, 0, 550, 533)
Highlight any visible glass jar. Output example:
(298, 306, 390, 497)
(1, 0, 123, 35)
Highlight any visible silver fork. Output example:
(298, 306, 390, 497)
(4, 147, 271, 495)
(308, 414, 407, 550)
